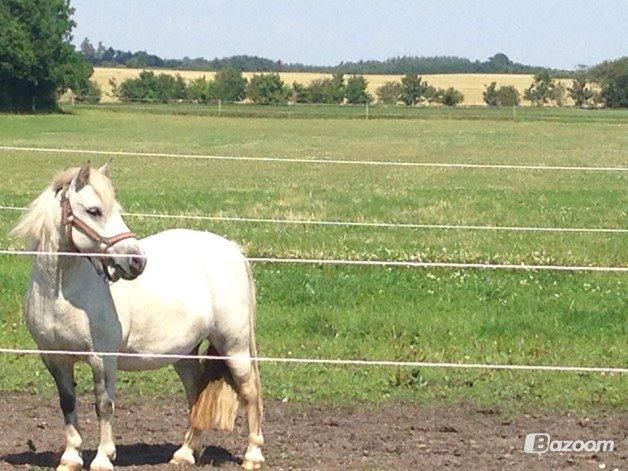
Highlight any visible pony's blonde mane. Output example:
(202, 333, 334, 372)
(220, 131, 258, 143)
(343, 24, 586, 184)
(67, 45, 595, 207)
(11, 167, 116, 249)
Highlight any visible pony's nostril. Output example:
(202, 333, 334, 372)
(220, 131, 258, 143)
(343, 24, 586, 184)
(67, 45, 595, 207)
(130, 256, 143, 271)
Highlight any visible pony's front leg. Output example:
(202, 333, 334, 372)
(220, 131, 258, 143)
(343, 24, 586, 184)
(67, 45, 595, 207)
(87, 355, 118, 471)
(43, 357, 83, 471)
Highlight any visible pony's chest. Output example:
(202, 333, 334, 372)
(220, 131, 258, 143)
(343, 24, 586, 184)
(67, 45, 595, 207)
(24, 283, 120, 350)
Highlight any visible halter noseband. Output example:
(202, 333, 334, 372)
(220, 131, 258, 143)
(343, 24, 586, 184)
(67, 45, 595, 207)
(60, 187, 136, 281)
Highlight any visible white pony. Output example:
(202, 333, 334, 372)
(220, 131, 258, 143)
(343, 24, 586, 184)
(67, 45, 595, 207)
(12, 163, 264, 471)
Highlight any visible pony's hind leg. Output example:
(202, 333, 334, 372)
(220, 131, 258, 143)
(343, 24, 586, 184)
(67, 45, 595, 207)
(86, 355, 117, 471)
(170, 347, 206, 465)
(225, 353, 264, 470)
(42, 356, 83, 471)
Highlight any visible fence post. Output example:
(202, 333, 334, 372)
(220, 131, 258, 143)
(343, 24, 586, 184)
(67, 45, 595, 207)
(512, 105, 516, 121)
(365, 102, 369, 119)
(218, 99, 222, 116)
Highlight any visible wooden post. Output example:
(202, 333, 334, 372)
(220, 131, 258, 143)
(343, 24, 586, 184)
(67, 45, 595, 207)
(365, 102, 369, 119)
(218, 99, 222, 116)
(513, 105, 516, 121)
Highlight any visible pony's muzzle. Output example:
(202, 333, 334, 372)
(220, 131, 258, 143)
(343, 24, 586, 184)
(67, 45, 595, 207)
(111, 246, 146, 280)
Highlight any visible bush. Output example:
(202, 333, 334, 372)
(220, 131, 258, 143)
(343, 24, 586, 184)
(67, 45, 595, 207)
(116, 71, 187, 102)
(246, 73, 290, 104)
(345, 75, 372, 104)
(568, 77, 593, 108)
(214, 67, 247, 102)
(496, 85, 520, 106)
(376, 81, 402, 104)
(484, 82, 520, 107)
(588, 57, 628, 108)
(437, 87, 464, 106)
(303, 73, 345, 103)
(74, 80, 102, 103)
(550, 81, 566, 107)
(423, 85, 441, 104)
(483, 82, 500, 106)
(291, 81, 306, 103)
(187, 76, 216, 103)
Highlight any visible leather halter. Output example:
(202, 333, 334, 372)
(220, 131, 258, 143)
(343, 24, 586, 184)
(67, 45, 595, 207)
(60, 187, 136, 281)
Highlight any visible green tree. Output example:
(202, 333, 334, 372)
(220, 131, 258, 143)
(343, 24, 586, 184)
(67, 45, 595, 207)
(245, 73, 290, 104)
(214, 67, 247, 102)
(116, 71, 187, 102)
(303, 75, 345, 103)
(400, 73, 429, 105)
(423, 85, 440, 104)
(291, 81, 306, 103)
(187, 76, 217, 103)
(79, 37, 96, 62)
(496, 85, 520, 106)
(0, 0, 93, 111)
(587, 57, 628, 108)
(568, 77, 593, 108)
(483, 81, 500, 106)
(523, 71, 554, 107)
(601, 75, 628, 108)
(329, 72, 345, 103)
(345, 75, 371, 104)
(550, 81, 567, 107)
(376, 81, 402, 104)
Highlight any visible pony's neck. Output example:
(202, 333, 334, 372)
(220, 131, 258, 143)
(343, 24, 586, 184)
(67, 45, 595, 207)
(33, 221, 82, 293)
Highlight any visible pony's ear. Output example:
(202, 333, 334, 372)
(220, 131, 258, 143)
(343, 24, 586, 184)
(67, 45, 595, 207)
(98, 160, 111, 177)
(75, 161, 91, 191)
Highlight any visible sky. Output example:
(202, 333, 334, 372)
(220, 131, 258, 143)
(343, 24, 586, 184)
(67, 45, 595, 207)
(71, 0, 628, 69)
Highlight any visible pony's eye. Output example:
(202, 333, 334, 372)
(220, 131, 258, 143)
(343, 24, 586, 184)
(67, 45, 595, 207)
(87, 207, 102, 217)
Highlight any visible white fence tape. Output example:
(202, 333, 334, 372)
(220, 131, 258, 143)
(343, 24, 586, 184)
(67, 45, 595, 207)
(1, 205, 625, 234)
(1, 145, 626, 172)
(0, 249, 626, 272)
(0, 348, 625, 373)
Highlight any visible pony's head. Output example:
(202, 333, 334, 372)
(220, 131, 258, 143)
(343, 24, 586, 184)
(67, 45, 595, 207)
(12, 162, 145, 280)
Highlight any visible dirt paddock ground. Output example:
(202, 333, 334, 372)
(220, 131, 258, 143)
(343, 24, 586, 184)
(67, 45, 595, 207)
(0, 393, 624, 470)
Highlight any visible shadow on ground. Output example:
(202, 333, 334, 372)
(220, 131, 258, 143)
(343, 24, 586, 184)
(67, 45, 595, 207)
(1, 443, 238, 468)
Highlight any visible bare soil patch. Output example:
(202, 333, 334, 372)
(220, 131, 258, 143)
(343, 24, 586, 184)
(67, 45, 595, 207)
(0, 393, 624, 470)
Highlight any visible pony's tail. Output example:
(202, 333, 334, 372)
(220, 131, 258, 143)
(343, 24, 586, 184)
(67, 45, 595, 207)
(189, 345, 239, 430)
(189, 259, 260, 431)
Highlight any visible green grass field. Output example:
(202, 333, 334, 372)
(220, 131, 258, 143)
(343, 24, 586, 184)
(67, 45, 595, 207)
(0, 106, 626, 414)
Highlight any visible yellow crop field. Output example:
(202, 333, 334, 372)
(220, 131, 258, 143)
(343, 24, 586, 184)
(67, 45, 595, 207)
(92, 67, 572, 105)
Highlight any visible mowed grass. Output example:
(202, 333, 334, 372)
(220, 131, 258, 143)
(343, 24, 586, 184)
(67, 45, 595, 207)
(68, 101, 628, 124)
(91, 67, 575, 106)
(0, 108, 626, 414)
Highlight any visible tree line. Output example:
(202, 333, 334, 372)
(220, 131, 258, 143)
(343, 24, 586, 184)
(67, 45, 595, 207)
(481, 65, 628, 108)
(106, 64, 628, 109)
(109, 69, 382, 105)
(107, 69, 469, 107)
(1, 1, 626, 111)
(80, 39, 571, 76)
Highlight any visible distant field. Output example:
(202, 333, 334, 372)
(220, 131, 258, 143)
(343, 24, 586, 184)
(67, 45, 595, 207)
(0, 107, 625, 413)
(92, 67, 574, 106)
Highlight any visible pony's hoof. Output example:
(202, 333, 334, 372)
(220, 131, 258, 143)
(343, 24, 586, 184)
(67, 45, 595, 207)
(170, 446, 196, 465)
(243, 446, 264, 470)
(57, 461, 83, 471)
(242, 459, 263, 470)
(170, 455, 195, 466)
(90, 456, 114, 471)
